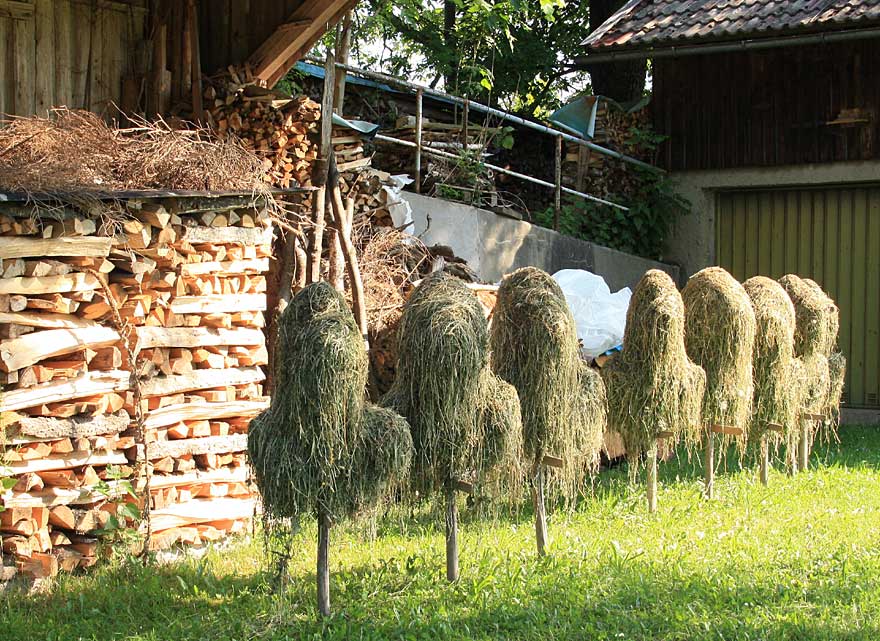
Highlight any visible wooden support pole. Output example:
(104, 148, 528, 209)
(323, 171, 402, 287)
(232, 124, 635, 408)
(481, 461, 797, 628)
(333, 11, 352, 114)
(554, 134, 563, 231)
(328, 157, 368, 345)
(445, 487, 459, 582)
(798, 418, 810, 472)
(414, 89, 423, 194)
(760, 435, 769, 486)
(534, 464, 548, 556)
(461, 98, 469, 147)
(316, 511, 331, 617)
(307, 51, 336, 283)
(704, 429, 715, 499)
(187, 0, 202, 123)
(646, 446, 658, 513)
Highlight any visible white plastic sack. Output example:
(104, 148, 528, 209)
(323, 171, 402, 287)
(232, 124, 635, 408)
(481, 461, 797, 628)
(552, 269, 632, 359)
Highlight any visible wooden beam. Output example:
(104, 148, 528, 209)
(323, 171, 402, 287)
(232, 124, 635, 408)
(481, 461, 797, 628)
(135, 326, 265, 350)
(143, 399, 268, 430)
(0, 272, 101, 295)
(247, 0, 355, 85)
(0, 311, 99, 329)
(0, 370, 130, 412)
(180, 258, 269, 276)
(0, 451, 128, 476)
(138, 366, 264, 397)
(178, 225, 272, 245)
(147, 497, 254, 532)
(0, 326, 120, 372)
(169, 293, 266, 314)
(0, 236, 113, 259)
(136, 434, 248, 461)
(11, 412, 129, 440)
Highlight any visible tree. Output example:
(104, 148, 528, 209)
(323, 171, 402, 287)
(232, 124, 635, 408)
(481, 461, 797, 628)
(338, 0, 593, 117)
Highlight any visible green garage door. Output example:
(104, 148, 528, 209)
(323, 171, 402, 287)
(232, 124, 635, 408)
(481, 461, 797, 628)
(716, 186, 880, 409)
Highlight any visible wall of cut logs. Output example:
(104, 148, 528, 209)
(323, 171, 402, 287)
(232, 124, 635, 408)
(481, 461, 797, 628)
(0, 193, 277, 579)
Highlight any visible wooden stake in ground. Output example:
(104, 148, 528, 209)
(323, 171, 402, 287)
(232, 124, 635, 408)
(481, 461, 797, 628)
(533, 464, 548, 555)
(445, 488, 459, 582)
(704, 429, 715, 499)
(317, 511, 331, 617)
(646, 446, 659, 512)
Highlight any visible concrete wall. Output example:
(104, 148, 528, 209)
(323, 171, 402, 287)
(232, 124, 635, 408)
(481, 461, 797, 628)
(666, 159, 880, 282)
(401, 193, 678, 291)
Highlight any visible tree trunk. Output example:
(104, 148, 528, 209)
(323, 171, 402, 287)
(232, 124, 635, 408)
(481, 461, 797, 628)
(585, 0, 647, 103)
(534, 464, 548, 555)
(445, 487, 459, 582)
(317, 511, 331, 617)
(443, 1, 458, 92)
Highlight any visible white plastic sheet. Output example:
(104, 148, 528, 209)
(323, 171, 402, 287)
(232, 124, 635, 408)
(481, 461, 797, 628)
(552, 269, 631, 358)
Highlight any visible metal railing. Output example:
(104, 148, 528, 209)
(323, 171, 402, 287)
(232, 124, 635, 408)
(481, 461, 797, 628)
(308, 57, 668, 218)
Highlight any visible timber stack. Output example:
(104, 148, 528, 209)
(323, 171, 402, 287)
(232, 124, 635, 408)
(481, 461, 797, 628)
(0, 194, 272, 579)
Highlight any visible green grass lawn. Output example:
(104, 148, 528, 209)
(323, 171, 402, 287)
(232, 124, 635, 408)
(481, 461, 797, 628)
(2, 425, 879, 641)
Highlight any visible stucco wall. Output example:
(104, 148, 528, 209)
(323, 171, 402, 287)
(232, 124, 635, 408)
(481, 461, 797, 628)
(401, 193, 678, 291)
(666, 160, 880, 283)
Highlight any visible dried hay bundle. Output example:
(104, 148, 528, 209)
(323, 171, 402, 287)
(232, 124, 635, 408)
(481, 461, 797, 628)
(249, 283, 412, 522)
(778, 275, 831, 416)
(381, 272, 521, 495)
(602, 270, 705, 464)
(803, 278, 846, 426)
(743, 276, 803, 448)
(682, 267, 756, 445)
(0, 109, 268, 197)
(490, 267, 606, 498)
(381, 272, 522, 578)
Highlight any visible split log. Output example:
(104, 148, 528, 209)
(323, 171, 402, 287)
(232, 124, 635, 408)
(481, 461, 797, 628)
(0, 236, 113, 260)
(0, 326, 120, 371)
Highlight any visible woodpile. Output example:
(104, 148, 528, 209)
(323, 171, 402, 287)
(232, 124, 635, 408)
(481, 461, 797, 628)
(0, 193, 272, 578)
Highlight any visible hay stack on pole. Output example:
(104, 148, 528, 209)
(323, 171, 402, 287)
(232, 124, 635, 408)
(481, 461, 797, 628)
(743, 276, 803, 485)
(779, 274, 832, 471)
(248, 283, 413, 616)
(382, 272, 522, 582)
(601, 270, 705, 512)
(490, 267, 606, 552)
(682, 267, 756, 499)
(803, 278, 846, 430)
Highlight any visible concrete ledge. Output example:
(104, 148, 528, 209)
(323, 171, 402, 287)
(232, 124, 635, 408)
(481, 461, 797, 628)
(402, 193, 678, 290)
(841, 408, 880, 426)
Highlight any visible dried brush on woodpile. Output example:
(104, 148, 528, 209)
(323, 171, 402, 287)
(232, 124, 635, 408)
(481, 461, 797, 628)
(778, 274, 831, 417)
(248, 283, 413, 613)
(601, 270, 705, 480)
(0, 109, 269, 198)
(381, 272, 522, 580)
(743, 276, 803, 458)
(803, 278, 846, 428)
(682, 267, 756, 449)
(490, 267, 606, 501)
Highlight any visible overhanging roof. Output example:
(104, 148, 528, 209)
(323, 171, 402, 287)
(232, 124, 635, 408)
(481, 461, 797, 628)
(577, 0, 880, 63)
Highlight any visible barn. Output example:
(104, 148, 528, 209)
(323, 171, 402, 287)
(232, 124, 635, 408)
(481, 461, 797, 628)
(579, 0, 880, 416)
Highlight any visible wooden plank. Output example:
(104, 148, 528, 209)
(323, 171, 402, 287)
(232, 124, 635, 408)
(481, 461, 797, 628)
(0, 272, 101, 295)
(865, 187, 880, 407)
(143, 399, 268, 430)
(0, 1, 33, 20)
(53, 0, 72, 106)
(0, 326, 120, 371)
(139, 366, 264, 397)
(1, 479, 131, 508)
(0, 236, 113, 259)
(0, 369, 130, 412)
(147, 497, 254, 533)
(12, 6, 34, 115)
(12, 411, 129, 440)
(135, 326, 265, 350)
(33, 0, 54, 114)
(0, 310, 99, 329)
(139, 434, 248, 460)
(178, 225, 272, 245)
(169, 293, 266, 314)
(143, 466, 248, 490)
(70, 0, 89, 108)
(0, 451, 127, 476)
(179, 258, 269, 276)
(0, 17, 9, 115)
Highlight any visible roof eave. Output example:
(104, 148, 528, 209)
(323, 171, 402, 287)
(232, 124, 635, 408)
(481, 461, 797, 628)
(575, 25, 880, 66)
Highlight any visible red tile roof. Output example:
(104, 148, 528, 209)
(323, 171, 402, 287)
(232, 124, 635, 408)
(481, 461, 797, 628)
(583, 0, 880, 52)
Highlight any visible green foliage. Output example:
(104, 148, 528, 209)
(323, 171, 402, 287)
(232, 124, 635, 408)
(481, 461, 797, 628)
(534, 126, 691, 261)
(92, 465, 141, 549)
(329, 1, 591, 116)
(3, 426, 880, 640)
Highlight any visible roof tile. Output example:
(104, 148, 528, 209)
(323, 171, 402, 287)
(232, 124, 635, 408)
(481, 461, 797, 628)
(583, 0, 880, 51)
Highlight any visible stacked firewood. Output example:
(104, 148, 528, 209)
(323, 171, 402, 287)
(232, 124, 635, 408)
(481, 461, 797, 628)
(205, 68, 321, 189)
(0, 194, 272, 578)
